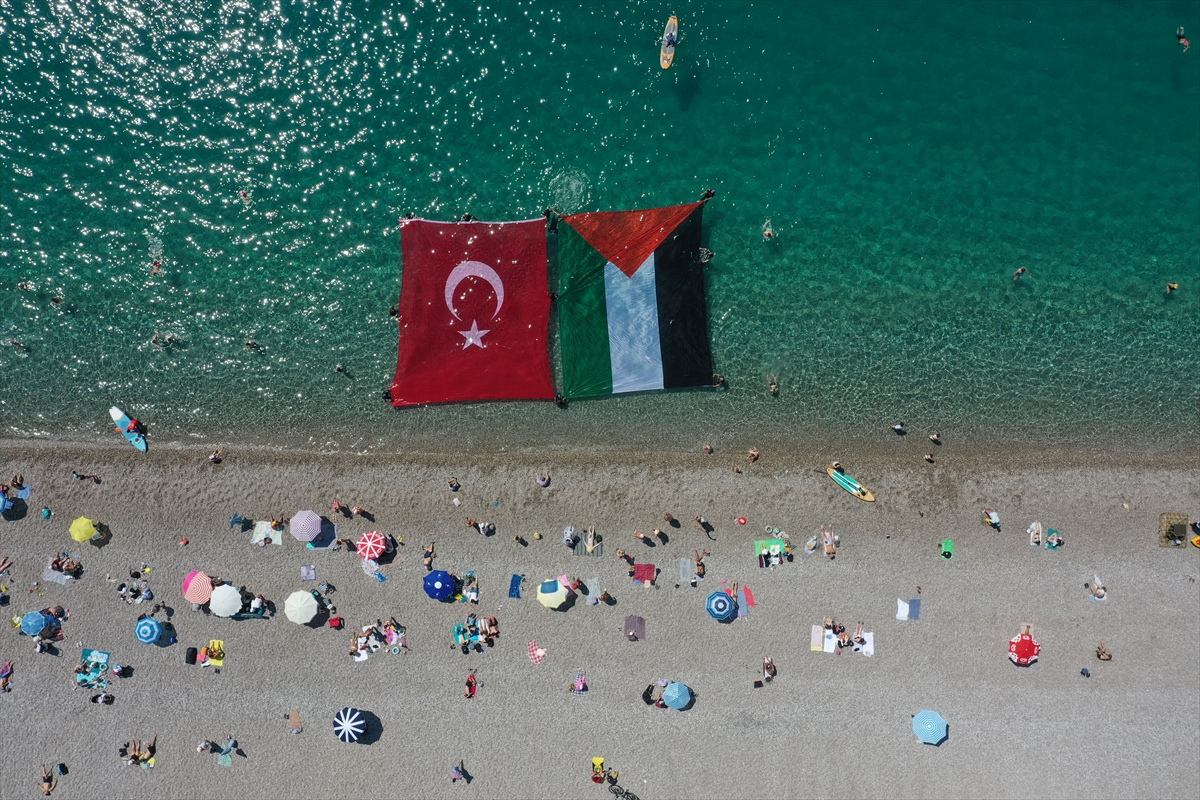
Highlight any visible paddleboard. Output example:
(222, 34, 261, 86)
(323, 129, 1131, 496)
(827, 467, 875, 502)
(109, 406, 147, 452)
(660, 15, 678, 69)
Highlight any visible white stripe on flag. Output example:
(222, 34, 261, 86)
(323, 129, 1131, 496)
(604, 256, 664, 393)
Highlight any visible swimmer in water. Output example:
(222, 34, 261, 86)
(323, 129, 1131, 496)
(245, 339, 259, 349)
(1166, 282, 1179, 294)
(762, 218, 775, 241)
(240, 190, 251, 206)
(17, 281, 34, 290)
(51, 296, 63, 307)
(767, 374, 778, 396)
(1013, 267, 1028, 282)
(1178, 27, 1190, 53)
(150, 261, 162, 277)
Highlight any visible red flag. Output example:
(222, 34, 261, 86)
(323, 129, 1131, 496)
(390, 219, 553, 406)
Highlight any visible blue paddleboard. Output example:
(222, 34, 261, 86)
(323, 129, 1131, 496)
(109, 406, 147, 452)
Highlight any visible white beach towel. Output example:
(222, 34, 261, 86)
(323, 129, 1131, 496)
(252, 520, 283, 546)
(811, 625, 824, 651)
(823, 630, 836, 653)
(861, 632, 874, 657)
(42, 568, 72, 585)
(896, 599, 910, 620)
(680, 557, 693, 583)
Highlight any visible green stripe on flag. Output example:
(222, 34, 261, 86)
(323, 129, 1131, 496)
(557, 222, 612, 398)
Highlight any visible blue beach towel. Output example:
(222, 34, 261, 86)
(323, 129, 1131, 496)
(908, 599, 921, 620)
(509, 574, 522, 598)
(737, 589, 748, 618)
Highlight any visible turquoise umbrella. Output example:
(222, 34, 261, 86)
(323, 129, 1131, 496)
(913, 710, 948, 745)
(662, 682, 692, 710)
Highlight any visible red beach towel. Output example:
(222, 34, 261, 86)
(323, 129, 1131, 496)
(743, 586, 756, 607)
(631, 564, 656, 584)
(527, 641, 545, 665)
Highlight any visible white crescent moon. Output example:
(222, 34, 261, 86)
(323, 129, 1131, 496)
(444, 260, 505, 321)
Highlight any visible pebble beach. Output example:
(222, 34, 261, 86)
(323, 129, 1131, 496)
(1, 440, 1196, 799)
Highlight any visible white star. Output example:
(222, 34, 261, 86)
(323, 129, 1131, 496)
(458, 319, 490, 349)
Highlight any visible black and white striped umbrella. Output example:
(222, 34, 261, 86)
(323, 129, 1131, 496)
(333, 707, 365, 743)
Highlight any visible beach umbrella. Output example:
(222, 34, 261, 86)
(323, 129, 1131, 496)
(209, 584, 243, 617)
(706, 591, 736, 621)
(662, 682, 692, 710)
(333, 707, 365, 743)
(356, 531, 386, 560)
(913, 710, 948, 745)
(284, 591, 318, 624)
(69, 516, 96, 543)
(1008, 633, 1041, 666)
(182, 571, 214, 604)
(21, 611, 55, 636)
(134, 616, 163, 645)
(424, 570, 455, 601)
(289, 510, 321, 542)
(537, 579, 569, 609)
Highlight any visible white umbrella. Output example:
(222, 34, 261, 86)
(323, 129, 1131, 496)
(209, 584, 243, 617)
(284, 590, 319, 624)
(290, 510, 322, 542)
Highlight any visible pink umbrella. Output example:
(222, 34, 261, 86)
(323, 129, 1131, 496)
(182, 571, 213, 604)
(356, 531, 386, 560)
(1008, 633, 1041, 666)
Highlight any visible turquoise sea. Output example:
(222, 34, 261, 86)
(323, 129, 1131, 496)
(2, 1, 1198, 454)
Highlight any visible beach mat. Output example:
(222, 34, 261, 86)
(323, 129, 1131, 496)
(625, 615, 645, 642)
(585, 577, 601, 604)
(861, 631, 874, 657)
(908, 599, 920, 620)
(508, 574, 522, 598)
(896, 599, 910, 620)
(679, 557, 692, 583)
(208, 639, 225, 667)
(252, 520, 283, 546)
(743, 586, 756, 607)
(41, 568, 71, 585)
(737, 589, 748, 617)
(811, 625, 823, 651)
(1159, 512, 1189, 547)
(306, 522, 338, 550)
(573, 533, 603, 557)
(823, 629, 836, 653)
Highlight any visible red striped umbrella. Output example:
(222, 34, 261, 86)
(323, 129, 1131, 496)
(356, 531, 387, 560)
(182, 571, 213, 604)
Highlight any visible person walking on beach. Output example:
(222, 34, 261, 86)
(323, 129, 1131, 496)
(36, 765, 57, 796)
(1178, 27, 1190, 53)
(535, 470, 550, 487)
(450, 760, 467, 783)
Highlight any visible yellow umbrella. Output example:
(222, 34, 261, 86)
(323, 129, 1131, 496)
(70, 516, 97, 543)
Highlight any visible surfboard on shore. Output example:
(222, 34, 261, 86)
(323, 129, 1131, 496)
(661, 15, 678, 69)
(827, 467, 875, 502)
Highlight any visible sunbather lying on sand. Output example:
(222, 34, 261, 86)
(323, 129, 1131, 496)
(823, 527, 836, 559)
(1087, 576, 1106, 598)
(762, 657, 777, 681)
(423, 543, 436, 571)
(485, 616, 499, 639)
(853, 622, 866, 645)
(1096, 640, 1112, 661)
(585, 526, 597, 553)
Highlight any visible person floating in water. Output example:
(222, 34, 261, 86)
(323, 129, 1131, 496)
(1166, 282, 1179, 294)
(767, 374, 778, 396)
(762, 218, 775, 241)
(150, 261, 162, 277)
(239, 190, 251, 206)
(1178, 27, 1190, 53)
(1013, 267, 1028, 282)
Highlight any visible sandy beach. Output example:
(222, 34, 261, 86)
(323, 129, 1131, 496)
(0, 439, 1196, 799)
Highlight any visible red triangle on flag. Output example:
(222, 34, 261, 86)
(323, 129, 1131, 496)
(562, 201, 704, 278)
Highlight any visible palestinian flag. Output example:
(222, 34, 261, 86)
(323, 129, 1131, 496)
(557, 201, 713, 399)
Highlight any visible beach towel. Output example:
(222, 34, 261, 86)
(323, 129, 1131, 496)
(16, 486, 31, 500)
(743, 586, 756, 607)
(585, 577, 601, 605)
(625, 615, 646, 641)
(527, 640, 545, 664)
(252, 520, 282, 546)
(301, 565, 316, 581)
(41, 568, 71, 585)
(508, 574, 523, 598)
(908, 599, 920, 620)
(680, 557, 693, 583)
(208, 640, 225, 667)
(218, 753, 233, 767)
(573, 530, 603, 556)
(631, 564, 656, 584)
(811, 625, 824, 651)
(571, 671, 587, 696)
(860, 631, 874, 657)
(737, 589, 749, 617)
(823, 629, 836, 653)
(896, 599, 910, 620)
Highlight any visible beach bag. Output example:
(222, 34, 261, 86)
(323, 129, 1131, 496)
(185, 647, 197, 665)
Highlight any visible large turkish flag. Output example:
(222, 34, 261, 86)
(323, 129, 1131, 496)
(390, 218, 553, 406)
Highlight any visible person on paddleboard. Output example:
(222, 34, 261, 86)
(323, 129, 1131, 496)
(664, 31, 676, 49)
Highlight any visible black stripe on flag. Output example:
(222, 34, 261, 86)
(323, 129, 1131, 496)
(653, 204, 712, 388)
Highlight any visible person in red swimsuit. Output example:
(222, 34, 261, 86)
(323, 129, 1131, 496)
(1178, 27, 1190, 53)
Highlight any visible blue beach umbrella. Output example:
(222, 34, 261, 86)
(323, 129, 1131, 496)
(333, 707, 365, 743)
(134, 616, 163, 645)
(662, 682, 692, 710)
(424, 570, 455, 601)
(706, 591, 735, 621)
(913, 710, 948, 745)
(21, 611, 55, 636)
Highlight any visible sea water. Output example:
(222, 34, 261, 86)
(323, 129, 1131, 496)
(1, 1, 1197, 454)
